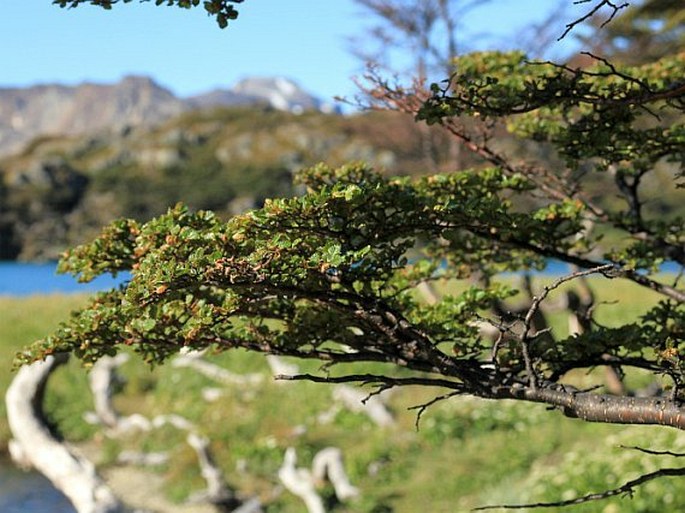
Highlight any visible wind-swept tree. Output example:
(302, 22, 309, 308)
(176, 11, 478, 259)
(20, 1, 685, 508)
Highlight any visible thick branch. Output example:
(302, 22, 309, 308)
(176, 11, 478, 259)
(499, 386, 685, 430)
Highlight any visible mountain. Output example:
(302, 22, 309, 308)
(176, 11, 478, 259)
(0, 76, 185, 157)
(0, 75, 332, 157)
(188, 76, 337, 114)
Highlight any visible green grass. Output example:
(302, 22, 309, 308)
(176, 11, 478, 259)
(2, 277, 685, 512)
(0, 294, 97, 443)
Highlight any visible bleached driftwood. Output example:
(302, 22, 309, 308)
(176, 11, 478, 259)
(84, 354, 155, 435)
(172, 349, 263, 386)
(311, 447, 359, 500)
(86, 355, 202, 434)
(331, 385, 395, 427)
(201, 387, 226, 402)
(5, 354, 125, 513)
(185, 433, 264, 511)
(88, 353, 130, 429)
(279, 447, 359, 513)
(152, 413, 195, 431)
(265, 355, 299, 378)
(278, 448, 325, 513)
(117, 450, 169, 466)
(316, 404, 343, 425)
(186, 432, 239, 506)
(85, 355, 165, 435)
(231, 498, 265, 513)
(85, 352, 262, 510)
(416, 281, 440, 305)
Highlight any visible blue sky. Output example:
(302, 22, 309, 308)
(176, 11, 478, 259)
(1, 1, 587, 103)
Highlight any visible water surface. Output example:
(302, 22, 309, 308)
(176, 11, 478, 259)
(0, 262, 127, 296)
(1, 260, 680, 296)
(0, 462, 75, 513)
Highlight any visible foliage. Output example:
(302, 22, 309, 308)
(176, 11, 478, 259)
(52, 0, 245, 28)
(21, 46, 685, 405)
(0, 294, 94, 444)
(20, 1, 685, 507)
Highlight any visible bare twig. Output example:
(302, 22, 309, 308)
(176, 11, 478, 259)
(519, 264, 615, 387)
(525, 264, 615, 318)
(673, 266, 685, 288)
(474, 466, 685, 510)
(620, 445, 685, 458)
(557, 0, 629, 41)
(276, 373, 463, 391)
(407, 390, 462, 431)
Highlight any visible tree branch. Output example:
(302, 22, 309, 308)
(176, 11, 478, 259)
(498, 386, 685, 430)
(557, 0, 629, 41)
(276, 372, 464, 391)
(620, 445, 685, 458)
(474, 466, 685, 510)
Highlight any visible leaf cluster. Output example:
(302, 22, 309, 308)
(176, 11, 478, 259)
(24, 163, 553, 366)
(420, 51, 685, 176)
(52, 0, 244, 28)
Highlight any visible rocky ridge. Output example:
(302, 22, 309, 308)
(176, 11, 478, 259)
(0, 75, 331, 157)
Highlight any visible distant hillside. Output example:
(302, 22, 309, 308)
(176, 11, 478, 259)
(0, 106, 460, 260)
(0, 75, 332, 157)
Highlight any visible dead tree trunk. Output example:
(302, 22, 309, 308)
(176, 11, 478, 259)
(5, 354, 125, 513)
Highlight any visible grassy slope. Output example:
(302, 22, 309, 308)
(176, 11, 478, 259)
(1, 278, 685, 512)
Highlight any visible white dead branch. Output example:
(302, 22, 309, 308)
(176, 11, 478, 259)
(85, 352, 262, 511)
(201, 387, 226, 402)
(172, 349, 263, 386)
(265, 355, 299, 378)
(331, 385, 395, 427)
(88, 353, 130, 429)
(316, 404, 342, 425)
(278, 447, 359, 513)
(152, 414, 195, 431)
(231, 498, 265, 513)
(312, 447, 360, 500)
(5, 355, 125, 513)
(185, 432, 238, 506)
(117, 451, 169, 466)
(85, 356, 192, 435)
(278, 448, 325, 513)
(416, 281, 440, 305)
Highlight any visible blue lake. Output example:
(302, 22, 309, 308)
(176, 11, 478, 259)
(0, 260, 681, 296)
(0, 261, 573, 296)
(0, 262, 128, 296)
(0, 462, 75, 513)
